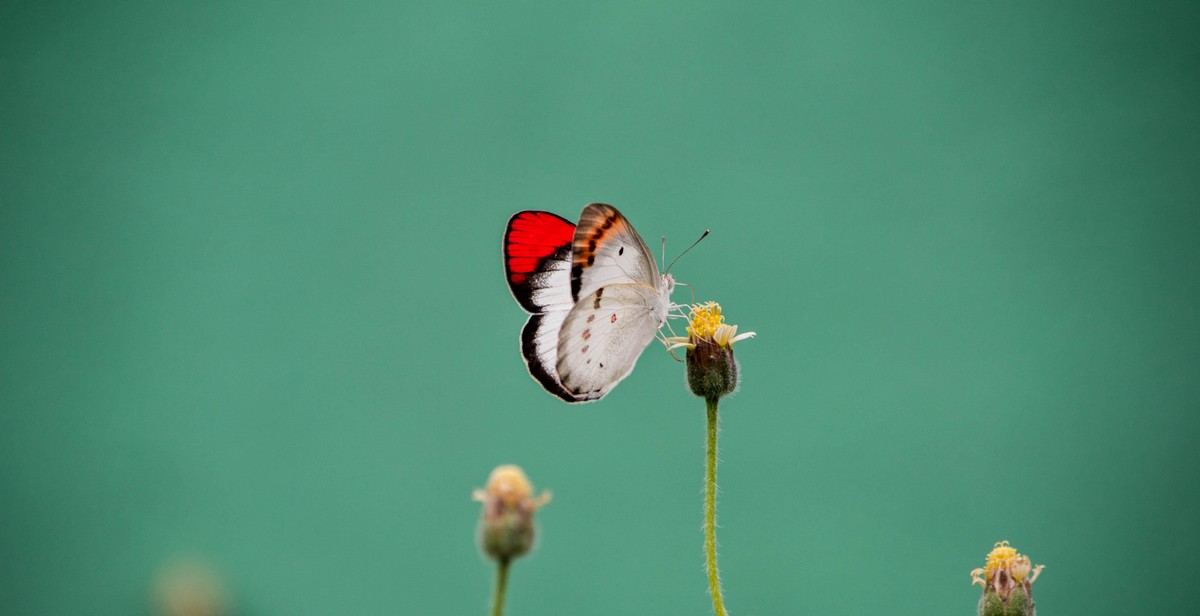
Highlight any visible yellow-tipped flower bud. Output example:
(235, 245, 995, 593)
(473, 465, 551, 564)
(972, 541, 1044, 616)
(667, 302, 755, 402)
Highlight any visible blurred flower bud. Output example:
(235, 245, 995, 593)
(153, 559, 228, 616)
(472, 465, 551, 564)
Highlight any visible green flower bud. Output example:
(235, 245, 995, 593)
(687, 339, 738, 401)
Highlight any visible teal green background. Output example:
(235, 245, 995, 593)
(2, 1, 1198, 614)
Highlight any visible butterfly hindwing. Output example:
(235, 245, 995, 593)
(555, 283, 666, 401)
(520, 312, 577, 402)
(570, 203, 660, 301)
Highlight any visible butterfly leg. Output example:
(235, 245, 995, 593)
(656, 330, 687, 362)
(662, 314, 685, 339)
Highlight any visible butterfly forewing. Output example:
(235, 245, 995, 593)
(570, 203, 660, 301)
(504, 211, 576, 313)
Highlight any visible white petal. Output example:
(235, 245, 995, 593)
(730, 331, 756, 344)
(713, 324, 737, 347)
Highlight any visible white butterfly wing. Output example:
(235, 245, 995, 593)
(555, 284, 667, 401)
(570, 203, 660, 301)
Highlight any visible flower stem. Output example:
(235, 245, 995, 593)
(705, 397, 729, 616)
(490, 559, 510, 616)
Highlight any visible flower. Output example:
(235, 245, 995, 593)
(667, 302, 756, 351)
(971, 540, 1044, 588)
(971, 541, 1044, 616)
(473, 465, 551, 564)
(667, 302, 755, 401)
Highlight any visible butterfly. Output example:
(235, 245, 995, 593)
(503, 203, 677, 403)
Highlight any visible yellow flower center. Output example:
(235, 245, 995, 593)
(985, 541, 1018, 575)
(971, 541, 1044, 588)
(687, 302, 724, 339)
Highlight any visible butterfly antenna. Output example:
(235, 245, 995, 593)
(665, 229, 710, 274)
(661, 235, 667, 273)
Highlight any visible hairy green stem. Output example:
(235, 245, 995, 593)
(705, 397, 728, 616)
(490, 559, 510, 616)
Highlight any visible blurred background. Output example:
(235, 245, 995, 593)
(2, 1, 1198, 614)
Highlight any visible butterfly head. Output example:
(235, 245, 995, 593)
(660, 273, 676, 296)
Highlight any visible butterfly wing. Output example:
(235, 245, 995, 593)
(570, 203, 661, 301)
(557, 204, 668, 401)
(555, 284, 667, 401)
(505, 210, 576, 313)
(503, 211, 578, 402)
